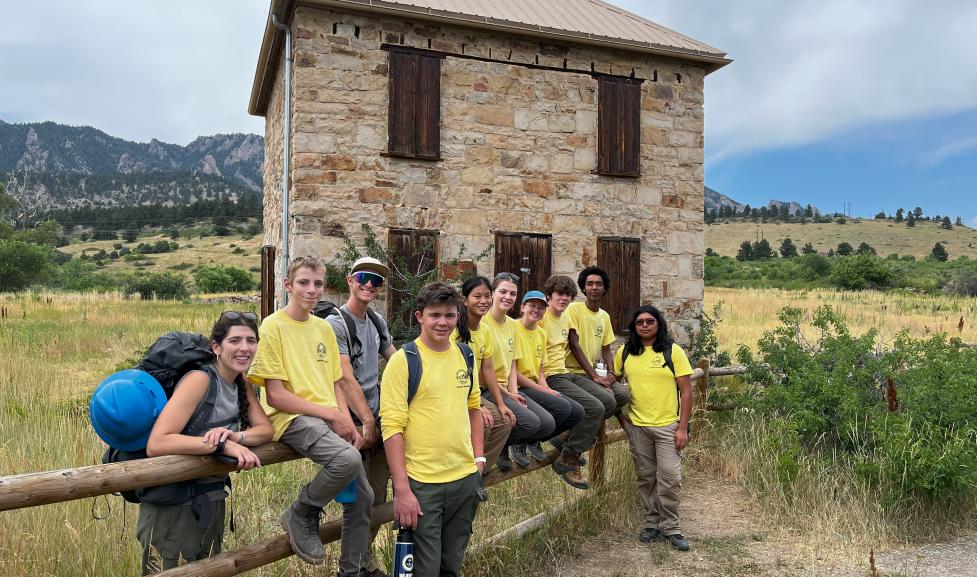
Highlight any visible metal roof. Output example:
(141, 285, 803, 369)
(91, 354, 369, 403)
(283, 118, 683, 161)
(249, 0, 731, 116)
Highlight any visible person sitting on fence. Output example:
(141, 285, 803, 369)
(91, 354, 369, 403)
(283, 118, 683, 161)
(454, 275, 516, 471)
(512, 290, 585, 464)
(380, 282, 484, 577)
(565, 266, 631, 418)
(483, 272, 555, 470)
(248, 256, 374, 573)
(322, 257, 397, 577)
(139, 311, 274, 574)
(614, 306, 693, 551)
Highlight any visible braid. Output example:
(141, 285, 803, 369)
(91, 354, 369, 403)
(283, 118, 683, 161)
(235, 375, 252, 431)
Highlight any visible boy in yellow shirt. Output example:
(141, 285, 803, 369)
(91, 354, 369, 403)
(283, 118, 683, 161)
(248, 257, 373, 572)
(381, 282, 484, 577)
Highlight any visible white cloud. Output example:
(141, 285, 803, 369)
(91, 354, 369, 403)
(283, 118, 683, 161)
(618, 0, 977, 163)
(919, 136, 977, 168)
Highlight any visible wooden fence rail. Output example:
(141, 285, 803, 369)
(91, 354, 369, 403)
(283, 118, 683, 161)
(1, 364, 749, 576)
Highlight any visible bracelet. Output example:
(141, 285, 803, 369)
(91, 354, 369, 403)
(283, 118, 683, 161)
(214, 439, 226, 455)
(474, 456, 487, 464)
(238, 431, 246, 445)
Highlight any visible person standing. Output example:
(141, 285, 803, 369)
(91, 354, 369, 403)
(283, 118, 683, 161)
(248, 256, 374, 573)
(324, 257, 396, 577)
(380, 282, 484, 577)
(615, 306, 693, 551)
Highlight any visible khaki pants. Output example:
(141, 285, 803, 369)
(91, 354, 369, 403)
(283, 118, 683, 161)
(624, 420, 683, 535)
(409, 473, 480, 577)
(481, 400, 512, 470)
(137, 499, 225, 575)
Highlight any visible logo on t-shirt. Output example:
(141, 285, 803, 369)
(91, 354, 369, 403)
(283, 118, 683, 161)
(536, 344, 543, 359)
(595, 324, 604, 337)
(456, 369, 470, 387)
(507, 337, 514, 352)
(561, 329, 569, 340)
(317, 342, 327, 361)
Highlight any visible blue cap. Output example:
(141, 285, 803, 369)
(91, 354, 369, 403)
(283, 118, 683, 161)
(521, 290, 547, 304)
(89, 369, 167, 451)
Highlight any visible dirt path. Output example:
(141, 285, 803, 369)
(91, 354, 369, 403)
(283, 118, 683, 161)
(532, 474, 864, 577)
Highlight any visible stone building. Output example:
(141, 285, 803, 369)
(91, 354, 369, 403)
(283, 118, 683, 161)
(249, 0, 730, 333)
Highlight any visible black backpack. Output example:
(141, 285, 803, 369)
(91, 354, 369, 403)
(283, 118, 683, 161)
(102, 333, 237, 517)
(402, 341, 475, 404)
(313, 301, 390, 369)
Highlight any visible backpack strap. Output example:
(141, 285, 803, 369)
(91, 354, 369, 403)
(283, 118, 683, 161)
(182, 367, 221, 436)
(403, 341, 475, 404)
(404, 341, 422, 404)
(365, 308, 391, 348)
(336, 308, 363, 367)
(662, 344, 675, 377)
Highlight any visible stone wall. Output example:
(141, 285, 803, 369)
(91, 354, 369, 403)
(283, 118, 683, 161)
(261, 5, 706, 327)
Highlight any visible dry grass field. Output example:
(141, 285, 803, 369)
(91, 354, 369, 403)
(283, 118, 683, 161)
(705, 219, 977, 259)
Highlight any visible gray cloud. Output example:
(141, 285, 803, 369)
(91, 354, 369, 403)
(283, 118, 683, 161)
(619, 0, 977, 163)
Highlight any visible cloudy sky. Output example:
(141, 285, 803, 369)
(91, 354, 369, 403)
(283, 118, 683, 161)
(1, 0, 975, 221)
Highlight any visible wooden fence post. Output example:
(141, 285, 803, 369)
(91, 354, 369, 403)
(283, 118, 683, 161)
(590, 421, 607, 490)
(260, 245, 276, 320)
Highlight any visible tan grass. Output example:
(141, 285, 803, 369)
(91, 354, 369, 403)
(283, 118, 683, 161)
(58, 232, 262, 275)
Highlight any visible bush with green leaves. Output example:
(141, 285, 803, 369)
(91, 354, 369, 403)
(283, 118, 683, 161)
(123, 272, 191, 300)
(737, 306, 977, 505)
(828, 254, 892, 290)
(0, 240, 50, 291)
(193, 265, 255, 293)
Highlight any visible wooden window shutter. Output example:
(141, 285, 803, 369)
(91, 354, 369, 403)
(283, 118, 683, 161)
(598, 237, 641, 333)
(387, 228, 440, 336)
(387, 48, 441, 159)
(494, 232, 552, 318)
(597, 76, 641, 177)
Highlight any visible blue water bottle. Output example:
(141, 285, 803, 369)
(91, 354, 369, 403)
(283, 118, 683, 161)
(335, 480, 357, 504)
(392, 523, 414, 577)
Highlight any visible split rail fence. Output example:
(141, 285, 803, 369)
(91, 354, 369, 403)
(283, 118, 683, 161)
(0, 360, 747, 576)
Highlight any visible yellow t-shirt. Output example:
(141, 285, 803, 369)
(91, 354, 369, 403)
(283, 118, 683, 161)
(614, 343, 694, 427)
(565, 302, 615, 374)
(514, 322, 547, 382)
(248, 310, 343, 440)
(379, 339, 481, 483)
(481, 314, 521, 386)
(450, 324, 494, 391)
(539, 309, 571, 376)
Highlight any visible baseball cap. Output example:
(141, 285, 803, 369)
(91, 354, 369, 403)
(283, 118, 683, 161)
(351, 256, 390, 278)
(521, 290, 547, 304)
(89, 369, 168, 451)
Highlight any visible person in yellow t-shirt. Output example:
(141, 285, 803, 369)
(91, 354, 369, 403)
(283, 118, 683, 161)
(380, 282, 484, 577)
(566, 266, 631, 415)
(248, 256, 373, 571)
(483, 272, 550, 471)
(613, 306, 693, 552)
(512, 290, 584, 466)
(452, 275, 514, 472)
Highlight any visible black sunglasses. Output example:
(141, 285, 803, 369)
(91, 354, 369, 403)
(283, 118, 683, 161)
(635, 318, 657, 327)
(494, 272, 520, 283)
(221, 311, 258, 322)
(352, 271, 385, 287)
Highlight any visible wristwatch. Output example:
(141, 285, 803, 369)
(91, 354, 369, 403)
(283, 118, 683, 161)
(214, 439, 227, 455)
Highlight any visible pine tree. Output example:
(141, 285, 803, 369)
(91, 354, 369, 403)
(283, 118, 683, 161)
(913, 207, 923, 219)
(836, 242, 854, 256)
(941, 216, 953, 230)
(801, 242, 817, 255)
(779, 237, 798, 258)
(856, 242, 876, 256)
(907, 213, 916, 227)
(753, 238, 776, 259)
(930, 242, 948, 262)
(895, 208, 904, 222)
(736, 241, 754, 261)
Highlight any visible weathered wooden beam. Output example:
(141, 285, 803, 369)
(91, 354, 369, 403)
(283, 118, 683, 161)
(0, 443, 300, 512)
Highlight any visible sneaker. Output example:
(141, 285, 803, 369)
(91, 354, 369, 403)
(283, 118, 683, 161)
(665, 533, 690, 551)
(496, 449, 513, 473)
(510, 444, 531, 468)
(280, 503, 325, 564)
(638, 527, 661, 543)
(549, 435, 586, 465)
(528, 441, 548, 462)
(552, 452, 589, 490)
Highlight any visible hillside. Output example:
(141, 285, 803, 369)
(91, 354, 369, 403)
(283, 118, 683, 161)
(0, 120, 262, 209)
(705, 218, 977, 259)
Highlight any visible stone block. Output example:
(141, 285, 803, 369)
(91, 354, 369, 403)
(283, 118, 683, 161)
(294, 170, 338, 185)
(514, 109, 548, 131)
(666, 230, 704, 255)
(549, 113, 576, 133)
(358, 187, 397, 204)
(641, 112, 672, 129)
(461, 166, 493, 184)
(523, 180, 555, 198)
(661, 194, 685, 209)
(293, 132, 338, 153)
(321, 154, 357, 170)
(574, 109, 596, 134)
(550, 153, 573, 173)
(668, 130, 697, 147)
(573, 147, 596, 171)
(474, 105, 513, 127)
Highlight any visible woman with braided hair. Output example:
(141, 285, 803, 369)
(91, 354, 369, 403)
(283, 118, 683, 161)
(139, 311, 274, 574)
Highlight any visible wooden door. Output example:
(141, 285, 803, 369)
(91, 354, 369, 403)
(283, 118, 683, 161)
(388, 228, 439, 338)
(598, 237, 641, 333)
(494, 232, 552, 318)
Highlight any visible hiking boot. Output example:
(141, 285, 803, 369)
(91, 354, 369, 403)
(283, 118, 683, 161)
(528, 441, 548, 462)
(510, 444, 531, 468)
(496, 449, 513, 473)
(638, 527, 661, 543)
(665, 533, 690, 551)
(552, 452, 589, 490)
(549, 435, 586, 465)
(280, 502, 325, 564)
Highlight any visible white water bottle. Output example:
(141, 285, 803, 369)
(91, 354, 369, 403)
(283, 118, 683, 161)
(595, 359, 608, 378)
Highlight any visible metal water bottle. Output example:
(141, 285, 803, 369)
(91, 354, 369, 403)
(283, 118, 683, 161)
(392, 523, 414, 577)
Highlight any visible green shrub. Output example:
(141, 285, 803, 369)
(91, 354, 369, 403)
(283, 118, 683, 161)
(829, 254, 892, 290)
(124, 272, 191, 300)
(193, 265, 255, 293)
(0, 240, 50, 291)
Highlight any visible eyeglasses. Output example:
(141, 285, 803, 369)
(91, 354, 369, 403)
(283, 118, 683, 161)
(634, 318, 657, 327)
(221, 311, 258, 322)
(494, 272, 520, 283)
(352, 271, 385, 287)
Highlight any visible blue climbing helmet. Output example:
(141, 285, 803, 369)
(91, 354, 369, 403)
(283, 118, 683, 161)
(89, 369, 167, 451)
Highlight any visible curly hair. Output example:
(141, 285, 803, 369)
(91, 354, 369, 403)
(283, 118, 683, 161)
(543, 275, 578, 299)
(577, 266, 610, 292)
